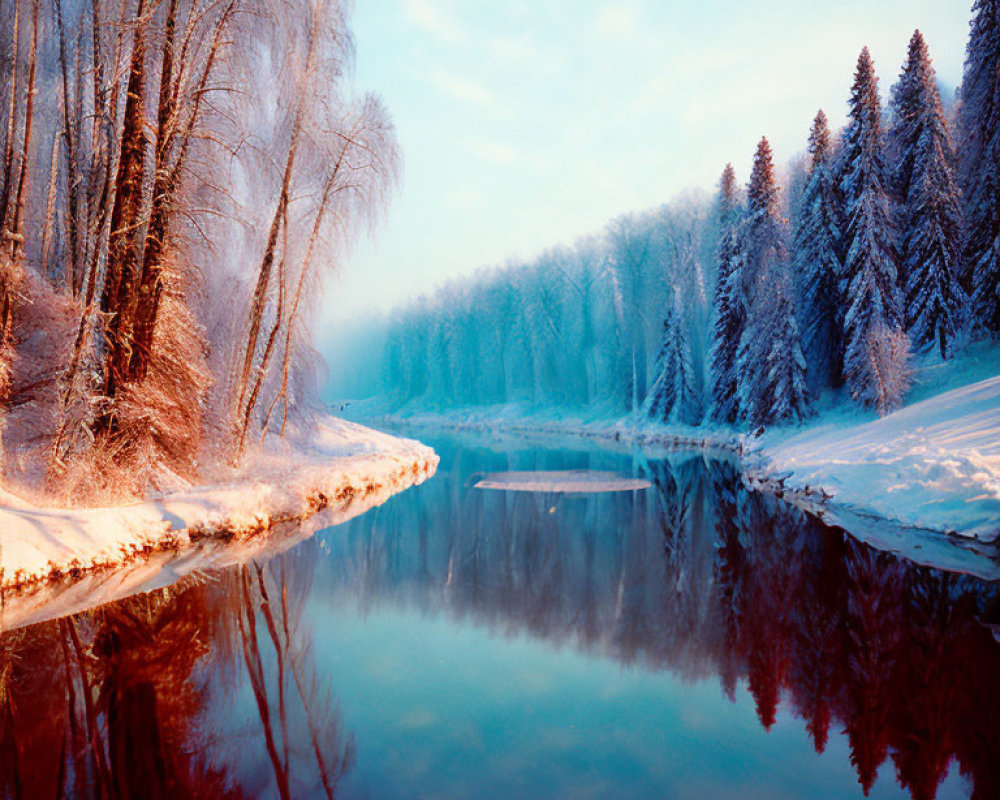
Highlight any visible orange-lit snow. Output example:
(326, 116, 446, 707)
(0, 416, 437, 590)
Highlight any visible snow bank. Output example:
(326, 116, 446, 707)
(757, 375, 1000, 541)
(372, 402, 738, 455)
(0, 416, 437, 591)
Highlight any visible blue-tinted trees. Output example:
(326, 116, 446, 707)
(957, 0, 1000, 333)
(709, 164, 744, 423)
(837, 49, 910, 410)
(792, 111, 844, 393)
(890, 31, 965, 359)
(736, 138, 809, 427)
(648, 287, 697, 425)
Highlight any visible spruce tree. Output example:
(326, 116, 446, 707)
(888, 36, 922, 222)
(648, 287, 696, 425)
(736, 137, 797, 427)
(709, 164, 744, 423)
(763, 287, 811, 424)
(792, 110, 844, 394)
(890, 31, 965, 359)
(838, 48, 908, 409)
(957, 0, 1000, 333)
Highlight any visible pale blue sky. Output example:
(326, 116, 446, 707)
(322, 0, 970, 328)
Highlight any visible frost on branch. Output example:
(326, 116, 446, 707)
(860, 324, 913, 416)
(0, 0, 399, 504)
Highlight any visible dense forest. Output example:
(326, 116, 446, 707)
(0, 0, 397, 501)
(335, 5, 1000, 432)
(331, 193, 716, 416)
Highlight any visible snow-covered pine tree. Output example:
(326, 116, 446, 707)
(890, 31, 965, 359)
(763, 286, 810, 424)
(648, 286, 697, 425)
(736, 137, 796, 428)
(838, 48, 908, 409)
(957, 0, 1000, 333)
(792, 110, 844, 394)
(709, 164, 744, 423)
(888, 36, 922, 229)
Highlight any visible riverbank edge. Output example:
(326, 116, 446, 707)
(0, 419, 439, 593)
(375, 411, 1000, 562)
(379, 412, 744, 456)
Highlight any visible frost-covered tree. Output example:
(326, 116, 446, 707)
(838, 48, 908, 408)
(607, 213, 655, 412)
(763, 288, 810, 424)
(736, 137, 798, 427)
(648, 287, 697, 425)
(957, 0, 1000, 333)
(863, 325, 913, 416)
(709, 164, 744, 423)
(792, 110, 844, 394)
(786, 154, 811, 237)
(0, 0, 401, 500)
(889, 31, 965, 359)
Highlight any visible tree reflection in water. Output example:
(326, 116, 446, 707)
(322, 449, 1000, 800)
(0, 447, 997, 800)
(0, 548, 353, 799)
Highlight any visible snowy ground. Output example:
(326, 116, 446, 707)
(755, 374, 1000, 542)
(0, 416, 438, 593)
(362, 400, 739, 454)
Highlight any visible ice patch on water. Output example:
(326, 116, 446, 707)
(474, 470, 651, 494)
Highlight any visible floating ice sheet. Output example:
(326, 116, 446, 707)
(474, 470, 651, 493)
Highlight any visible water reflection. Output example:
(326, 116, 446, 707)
(0, 438, 998, 799)
(0, 551, 352, 799)
(319, 445, 1000, 800)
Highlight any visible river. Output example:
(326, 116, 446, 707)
(0, 429, 997, 799)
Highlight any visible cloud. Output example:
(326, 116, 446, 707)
(461, 140, 521, 164)
(428, 70, 512, 116)
(594, 3, 641, 36)
(401, 0, 466, 41)
(488, 35, 541, 64)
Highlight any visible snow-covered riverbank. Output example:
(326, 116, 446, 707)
(361, 372, 1000, 547)
(0, 417, 438, 591)
(754, 374, 1000, 542)
(368, 402, 740, 454)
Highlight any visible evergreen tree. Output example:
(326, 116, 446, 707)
(709, 164, 744, 423)
(764, 287, 811, 424)
(648, 286, 697, 425)
(890, 31, 965, 359)
(838, 48, 908, 409)
(792, 110, 844, 394)
(957, 0, 1000, 333)
(737, 137, 804, 427)
(888, 37, 922, 221)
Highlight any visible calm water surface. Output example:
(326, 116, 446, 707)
(1, 431, 998, 799)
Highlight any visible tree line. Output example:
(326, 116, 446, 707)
(709, 28, 975, 430)
(344, 5, 1000, 433)
(0, 0, 396, 500)
(332, 195, 716, 415)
